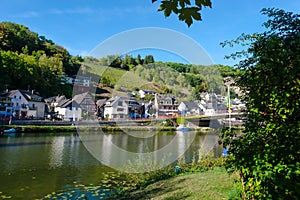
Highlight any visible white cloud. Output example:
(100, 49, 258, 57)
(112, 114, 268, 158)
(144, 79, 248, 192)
(12, 11, 39, 18)
(49, 7, 95, 15)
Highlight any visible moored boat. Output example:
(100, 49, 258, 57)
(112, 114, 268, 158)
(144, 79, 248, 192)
(176, 124, 190, 132)
(2, 128, 17, 137)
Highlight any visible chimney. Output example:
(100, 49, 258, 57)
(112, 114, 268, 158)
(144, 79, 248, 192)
(32, 90, 34, 94)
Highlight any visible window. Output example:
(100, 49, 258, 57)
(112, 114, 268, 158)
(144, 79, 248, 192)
(32, 104, 35, 108)
(118, 101, 123, 106)
(117, 108, 124, 112)
(19, 96, 21, 99)
(14, 95, 16, 99)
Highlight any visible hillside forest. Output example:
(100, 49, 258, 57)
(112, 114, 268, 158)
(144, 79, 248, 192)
(0, 22, 242, 99)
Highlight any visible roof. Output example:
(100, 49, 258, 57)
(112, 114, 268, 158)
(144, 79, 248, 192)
(0, 91, 10, 98)
(96, 99, 107, 107)
(105, 96, 139, 107)
(10, 90, 44, 102)
(44, 96, 56, 103)
(73, 92, 93, 104)
(55, 95, 67, 104)
(182, 101, 199, 110)
(155, 94, 178, 105)
(44, 95, 66, 104)
(56, 99, 80, 108)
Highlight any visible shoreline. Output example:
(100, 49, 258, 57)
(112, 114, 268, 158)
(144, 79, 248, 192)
(1, 118, 244, 134)
(0, 124, 244, 136)
(1, 124, 217, 134)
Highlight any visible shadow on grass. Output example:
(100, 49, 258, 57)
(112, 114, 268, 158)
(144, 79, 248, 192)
(109, 178, 190, 200)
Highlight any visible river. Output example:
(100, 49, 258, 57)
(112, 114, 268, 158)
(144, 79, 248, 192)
(0, 130, 222, 199)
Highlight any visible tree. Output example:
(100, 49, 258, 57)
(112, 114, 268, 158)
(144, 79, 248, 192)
(100, 75, 111, 87)
(144, 55, 155, 64)
(0, 22, 40, 53)
(37, 54, 64, 96)
(152, 0, 212, 27)
(135, 54, 142, 65)
(220, 8, 300, 199)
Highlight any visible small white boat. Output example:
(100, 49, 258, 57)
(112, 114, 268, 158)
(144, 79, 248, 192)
(176, 124, 190, 132)
(4, 128, 16, 133)
(3, 128, 17, 137)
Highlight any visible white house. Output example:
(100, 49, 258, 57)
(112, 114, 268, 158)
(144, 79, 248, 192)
(9, 90, 45, 119)
(104, 96, 141, 119)
(154, 94, 179, 118)
(54, 99, 82, 121)
(178, 101, 201, 116)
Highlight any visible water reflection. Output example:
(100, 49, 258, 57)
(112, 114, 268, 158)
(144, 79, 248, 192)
(79, 130, 198, 172)
(0, 130, 221, 199)
(49, 136, 65, 168)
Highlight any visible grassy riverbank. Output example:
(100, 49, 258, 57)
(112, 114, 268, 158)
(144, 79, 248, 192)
(107, 158, 242, 200)
(41, 157, 242, 200)
(1, 125, 77, 134)
(111, 167, 241, 200)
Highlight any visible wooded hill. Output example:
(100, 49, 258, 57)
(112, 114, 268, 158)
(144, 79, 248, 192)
(0, 22, 82, 97)
(83, 55, 242, 100)
(0, 22, 242, 99)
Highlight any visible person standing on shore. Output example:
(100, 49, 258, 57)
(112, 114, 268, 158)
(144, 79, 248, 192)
(9, 115, 12, 125)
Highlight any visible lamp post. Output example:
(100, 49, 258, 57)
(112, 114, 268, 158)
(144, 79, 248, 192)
(224, 77, 234, 129)
(227, 84, 231, 129)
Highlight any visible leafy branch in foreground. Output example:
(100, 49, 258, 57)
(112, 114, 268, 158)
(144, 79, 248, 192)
(152, 0, 212, 26)
(220, 8, 300, 199)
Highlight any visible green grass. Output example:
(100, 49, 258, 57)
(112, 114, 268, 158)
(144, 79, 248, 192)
(116, 70, 150, 89)
(113, 167, 242, 200)
(86, 62, 149, 89)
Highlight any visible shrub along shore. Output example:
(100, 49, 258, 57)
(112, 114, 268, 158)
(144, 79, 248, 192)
(0, 124, 216, 134)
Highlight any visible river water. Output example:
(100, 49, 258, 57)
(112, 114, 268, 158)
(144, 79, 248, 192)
(0, 130, 222, 199)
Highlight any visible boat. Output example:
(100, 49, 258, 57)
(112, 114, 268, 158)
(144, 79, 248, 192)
(3, 128, 16, 133)
(176, 124, 190, 132)
(3, 128, 17, 137)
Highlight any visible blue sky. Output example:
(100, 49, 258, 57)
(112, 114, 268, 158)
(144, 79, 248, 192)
(1, 0, 299, 66)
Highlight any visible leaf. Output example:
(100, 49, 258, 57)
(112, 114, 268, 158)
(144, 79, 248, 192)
(179, 0, 191, 8)
(178, 7, 201, 27)
(159, 0, 179, 16)
(195, 0, 212, 8)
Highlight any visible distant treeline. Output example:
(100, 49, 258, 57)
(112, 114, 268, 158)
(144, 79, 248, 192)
(0, 22, 82, 97)
(85, 54, 155, 71)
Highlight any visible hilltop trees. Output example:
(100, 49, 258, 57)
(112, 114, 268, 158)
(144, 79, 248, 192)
(220, 8, 300, 199)
(0, 22, 81, 97)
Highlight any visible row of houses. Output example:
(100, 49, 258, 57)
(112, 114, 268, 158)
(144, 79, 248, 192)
(0, 90, 95, 121)
(0, 88, 244, 122)
(98, 92, 244, 120)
